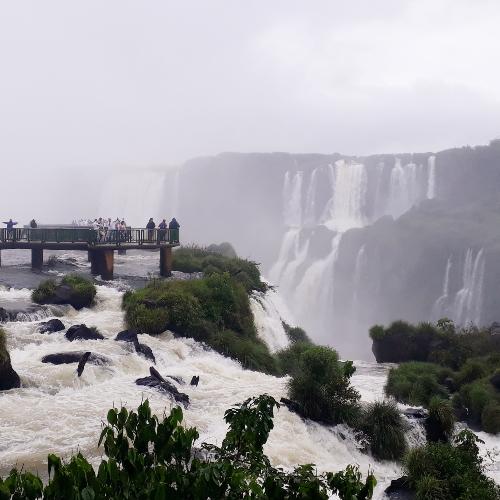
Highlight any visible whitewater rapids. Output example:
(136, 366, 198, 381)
(1, 283, 499, 498)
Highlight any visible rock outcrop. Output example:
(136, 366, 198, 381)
(41, 351, 109, 365)
(0, 329, 21, 390)
(38, 318, 65, 334)
(65, 324, 104, 341)
(135, 367, 189, 406)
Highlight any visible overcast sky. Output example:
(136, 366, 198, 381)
(1, 0, 500, 170)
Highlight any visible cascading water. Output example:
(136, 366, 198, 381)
(269, 155, 436, 352)
(432, 248, 485, 326)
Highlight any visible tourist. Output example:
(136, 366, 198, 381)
(169, 217, 180, 243)
(2, 219, 18, 240)
(29, 219, 37, 228)
(158, 219, 167, 243)
(146, 218, 155, 241)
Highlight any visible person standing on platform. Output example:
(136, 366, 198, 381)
(146, 218, 155, 241)
(168, 217, 180, 243)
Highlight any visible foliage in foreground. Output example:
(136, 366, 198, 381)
(123, 272, 277, 374)
(287, 346, 361, 426)
(360, 401, 407, 461)
(404, 429, 500, 500)
(0, 395, 377, 500)
(32, 275, 96, 309)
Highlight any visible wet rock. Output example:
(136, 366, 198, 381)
(41, 351, 109, 365)
(0, 344, 21, 391)
(0, 307, 9, 323)
(65, 324, 104, 341)
(134, 340, 156, 364)
(190, 375, 200, 386)
(38, 318, 65, 334)
(402, 408, 428, 420)
(385, 476, 415, 499)
(115, 329, 139, 343)
(167, 375, 184, 385)
(135, 367, 189, 406)
(77, 352, 91, 377)
(280, 397, 303, 415)
(490, 370, 500, 390)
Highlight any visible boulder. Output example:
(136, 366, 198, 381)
(280, 397, 303, 415)
(0, 307, 10, 323)
(41, 351, 109, 365)
(385, 477, 415, 499)
(65, 324, 104, 341)
(490, 370, 500, 391)
(38, 318, 65, 334)
(134, 341, 156, 363)
(115, 329, 139, 343)
(135, 367, 189, 406)
(190, 375, 200, 386)
(0, 353, 21, 391)
(77, 352, 91, 377)
(402, 408, 428, 420)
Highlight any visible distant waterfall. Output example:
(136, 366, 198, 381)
(432, 249, 485, 326)
(269, 154, 437, 348)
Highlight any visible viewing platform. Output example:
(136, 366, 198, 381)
(0, 227, 180, 279)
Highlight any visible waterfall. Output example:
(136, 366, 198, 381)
(351, 245, 367, 316)
(427, 155, 437, 199)
(433, 249, 485, 326)
(303, 168, 319, 226)
(322, 160, 368, 231)
(283, 171, 304, 227)
(432, 256, 452, 321)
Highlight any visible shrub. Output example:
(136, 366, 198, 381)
(404, 430, 500, 500)
(455, 379, 497, 425)
(282, 322, 311, 344)
(287, 346, 361, 425)
(32, 279, 57, 304)
(122, 272, 277, 374)
(276, 342, 312, 377)
(385, 362, 450, 406)
(0, 396, 378, 499)
(32, 275, 96, 309)
(481, 402, 500, 434)
(454, 359, 488, 386)
(360, 400, 407, 461)
(426, 397, 455, 443)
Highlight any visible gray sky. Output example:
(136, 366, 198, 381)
(1, 0, 500, 170)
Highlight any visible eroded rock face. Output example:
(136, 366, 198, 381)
(0, 354, 21, 391)
(134, 341, 156, 363)
(135, 367, 189, 406)
(0, 308, 9, 323)
(65, 324, 104, 341)
(385, 477, 415, 500)
(38, 319, 65, 334)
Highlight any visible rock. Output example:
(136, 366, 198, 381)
(115, 329, 139, 343)
(135, 366, 189, 406)
(490, 370, 500, 390)
(167, 375, 184, 385)
(190, 375, 200, 386)
(385, 476, 415, 499)
(38, 318, 65, 334)
(41, 351, 109, 365)
(280, 397, 303, 415)
(134, 340, 156, 363)
(402, 408, 428, 420)
(0, 307, 9, 323)
(65, 324, 104, 341)
(77, 352, 91, 377)
(0, 349, 21, 391)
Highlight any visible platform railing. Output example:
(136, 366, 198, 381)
(0, 227, 180, 246)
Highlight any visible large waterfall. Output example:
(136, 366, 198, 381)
(269, 156, 438, 353)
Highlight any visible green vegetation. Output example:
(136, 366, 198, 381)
(282, 321, 311, 344)
(385, 362, 451, 407)
(426, 397, 455, 443)
(32, 275, 96, 310)
(287, 346, 361, 426)
(172, 245, 266, 293)
(359, 401, 407, 461)
(123, 272, 277, 374)
(404, 430, 500, 500)
(0, 396, 377, 499)
(376, 319, 500, 434)
(276, 341, 312, 377)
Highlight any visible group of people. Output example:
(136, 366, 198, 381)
(146, 217, 180, 243)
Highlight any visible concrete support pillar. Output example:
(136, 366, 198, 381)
(31, 248, 43, 270)
(0, 249, 2, 267)
(160, 246, 173, 277)
(90, 249, 114, 280)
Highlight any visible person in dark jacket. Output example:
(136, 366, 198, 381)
(30, 219, 37, 228)
(168, 217, 180, 243)
(146, 218, 155, 241)
(157, 219, 167, 243)
(3, 219, 18, 240)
